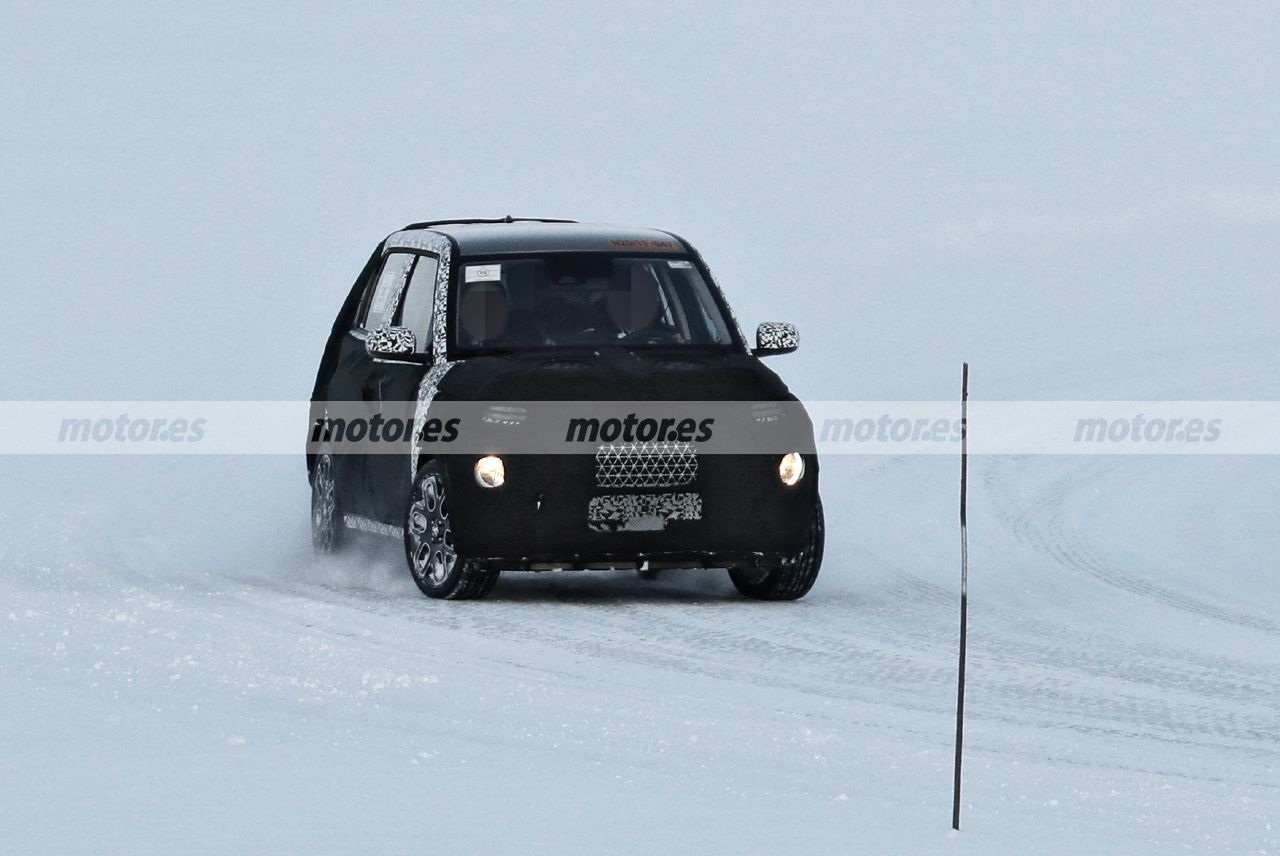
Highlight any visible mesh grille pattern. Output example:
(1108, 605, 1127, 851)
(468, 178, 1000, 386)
(595, 441, 698, 488)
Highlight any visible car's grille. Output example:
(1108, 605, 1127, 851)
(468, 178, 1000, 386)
(595, 441, 698, 489)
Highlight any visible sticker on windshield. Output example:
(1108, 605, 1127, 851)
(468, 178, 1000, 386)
(609, 238, 679, 252)
(668, 260, 694, 269)
(466, 264, 502, 283)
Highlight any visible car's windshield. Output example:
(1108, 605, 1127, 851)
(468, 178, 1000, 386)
(452, 253, 739, 353)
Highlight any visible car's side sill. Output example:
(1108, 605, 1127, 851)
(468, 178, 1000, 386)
(342, 514, 404, 540)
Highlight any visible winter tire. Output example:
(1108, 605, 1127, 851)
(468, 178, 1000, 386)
(729, 498, 824, 600)
(311, 453, 346, 554)
(405, 460, 500, 599)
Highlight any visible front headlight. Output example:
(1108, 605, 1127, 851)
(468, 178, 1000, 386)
(474, 455, 505, 488)
(778, 452, 805, 486)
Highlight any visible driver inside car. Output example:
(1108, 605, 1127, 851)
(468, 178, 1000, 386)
(605, 263, 684, 343)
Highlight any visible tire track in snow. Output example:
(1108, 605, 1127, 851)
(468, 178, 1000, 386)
(985, 457, 1280, 637)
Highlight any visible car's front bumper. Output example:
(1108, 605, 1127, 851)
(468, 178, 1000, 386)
(442, 452, 819, 568)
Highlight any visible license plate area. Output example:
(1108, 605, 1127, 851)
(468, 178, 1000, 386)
(587, 492, 702, 533)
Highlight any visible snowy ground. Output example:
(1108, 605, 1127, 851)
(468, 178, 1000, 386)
(3, 428, 1277, 853)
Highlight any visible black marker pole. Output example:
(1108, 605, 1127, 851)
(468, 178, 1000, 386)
(952, 362, 970, 831)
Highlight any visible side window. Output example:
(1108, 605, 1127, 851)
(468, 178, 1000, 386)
(396, 254, 439, 354)
(359, 253, 415, 330)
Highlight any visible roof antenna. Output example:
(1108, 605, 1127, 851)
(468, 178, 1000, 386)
(503, 214, 514, 223)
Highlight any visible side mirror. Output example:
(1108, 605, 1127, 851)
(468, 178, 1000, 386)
(753, 322, 799, 356)
(366, 325, 418, 360)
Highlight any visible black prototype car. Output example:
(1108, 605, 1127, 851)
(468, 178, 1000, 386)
(309, 218, 823, 600)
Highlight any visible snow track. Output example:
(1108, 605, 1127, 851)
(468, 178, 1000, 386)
(990, 456, 1280, 637)
(1, 455, 1277, 853)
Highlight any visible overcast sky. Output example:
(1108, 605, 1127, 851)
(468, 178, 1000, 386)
(3, 1, 1277, 401)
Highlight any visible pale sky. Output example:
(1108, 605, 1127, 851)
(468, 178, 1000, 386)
(3, 1, 1277, 400)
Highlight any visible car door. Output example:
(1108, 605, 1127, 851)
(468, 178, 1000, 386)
(365, 251, 442, 523)
(329, 250, 417, 519)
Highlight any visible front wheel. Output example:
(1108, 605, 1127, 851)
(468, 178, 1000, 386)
(405, 460, 500, 600)
(729, 498, 824, 600)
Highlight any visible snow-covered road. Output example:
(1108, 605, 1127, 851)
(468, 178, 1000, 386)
(3, 451, 1275, 854)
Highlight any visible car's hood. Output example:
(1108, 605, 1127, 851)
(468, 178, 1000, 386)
(436, 349, 797, 403)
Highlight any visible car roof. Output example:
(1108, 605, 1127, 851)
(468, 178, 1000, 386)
(386, 217, 691, 257)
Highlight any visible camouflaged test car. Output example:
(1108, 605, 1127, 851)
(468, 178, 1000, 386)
(309, 217, 823, 599)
